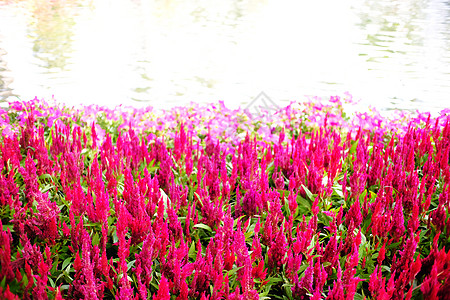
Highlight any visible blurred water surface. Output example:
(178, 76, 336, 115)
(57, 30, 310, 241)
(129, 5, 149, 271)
(0, 0, 449, 113)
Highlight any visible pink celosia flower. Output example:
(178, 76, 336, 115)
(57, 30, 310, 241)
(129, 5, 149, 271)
(0, 219, 14, 283)
(391, 198, 405, 240)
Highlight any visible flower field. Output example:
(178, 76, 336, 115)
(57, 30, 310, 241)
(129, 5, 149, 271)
(0, 96, 449, 299)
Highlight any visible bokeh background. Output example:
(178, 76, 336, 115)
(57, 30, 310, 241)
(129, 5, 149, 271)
(0, 0, 449, 113)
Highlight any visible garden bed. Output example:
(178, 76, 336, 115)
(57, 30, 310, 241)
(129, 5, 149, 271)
(0, 95, 449, 299)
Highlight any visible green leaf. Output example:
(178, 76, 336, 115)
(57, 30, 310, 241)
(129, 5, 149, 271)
(38, 173, 53, 181)
(333, 183, 344, 198)
(51, 255, 59, 273)
(381, 265, 391, 273)
(266, 277, 283, 285)
(322, 262, 331, 268)
(225, 265, 244, 277)
(150, 281, 159, 290)
(127, 260, 136, 271)
(188, 241, 196, 259)
(112, 230, 119, 244)
(359, 189, 367, 204)
(193, 223, 213, 232)
(0, 275, 6, 288)
(55, 273, 65, 285)
(65, 261, 73, 273)
(283, 283, 294, 300)
(349, 139, 359, 155)
(2, 224, 14, 233)
(48, 277, 56, 288)
(92, 233, 100, 246)
(40, 184, 54, 193)
(387, 241, 401, 250)
(354, 293, 364, 300)
(244, 230, 254, 242)
(296, 195, 312, 210)
(301, 184, 316, 202)
(193, 192, 203, 207)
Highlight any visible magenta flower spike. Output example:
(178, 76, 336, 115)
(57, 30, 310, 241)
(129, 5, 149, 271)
(0, 135, 21, 170)
(326, 262, 344, 300)
(0, 219, 14, 284)
(420, 264, 440, 300)
(267, 225, 287, 271)
(20, 150, 40, 202)
(345, 197, 362, 228)
(391, 197, 405, 240)
(116, 203, 131, 288)
(91, 121, 98, 149)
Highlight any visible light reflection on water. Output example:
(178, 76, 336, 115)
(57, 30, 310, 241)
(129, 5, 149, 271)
(0, 0, 449, 113)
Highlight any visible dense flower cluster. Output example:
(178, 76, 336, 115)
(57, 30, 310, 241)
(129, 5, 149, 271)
(0, 96, 449, 299)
